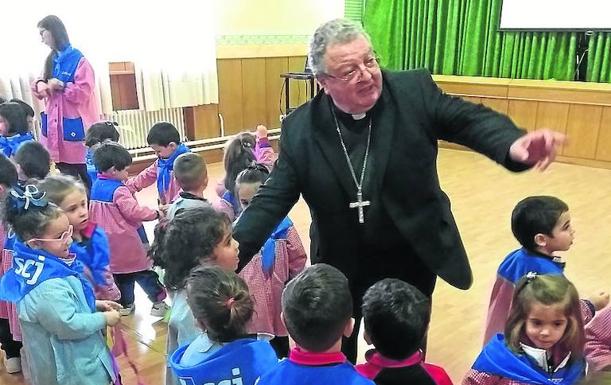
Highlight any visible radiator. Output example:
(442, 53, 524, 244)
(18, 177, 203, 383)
(110, 108, 186, 150)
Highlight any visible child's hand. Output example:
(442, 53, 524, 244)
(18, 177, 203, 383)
(589, 291, 610, 311)
(47, 78, 64, 90)
(96, 300, 123, 312)
(256, 124, 268, 139)
(104, 310, 121, 326)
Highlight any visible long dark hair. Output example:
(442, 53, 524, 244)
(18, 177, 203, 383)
(37, 15, 71, 80)
(223, 132, 255, 193)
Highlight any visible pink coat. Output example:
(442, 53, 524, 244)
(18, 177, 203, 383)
(585, 306, 611, 372)
(126, 160, 181, 205)
(89, 176, 158, 274)
(32, 57, 100, 164)
(239, 226, 306, 336)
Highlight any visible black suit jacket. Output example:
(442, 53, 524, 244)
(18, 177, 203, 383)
(234, 69, 526, 290)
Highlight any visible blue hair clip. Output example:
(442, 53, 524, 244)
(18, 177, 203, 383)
(9, 185, 48, 211)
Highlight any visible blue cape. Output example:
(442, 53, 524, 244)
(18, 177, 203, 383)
(261, 217, 293, 274)
(0, 239, 96, 312)
(0, 132, 34, 158)
(53, 45, 84, 83)
(498, 248, 565, 284)
(69, 225, 111, 286)
(157, 143, 190, 196)
(473, 334, 585, 385)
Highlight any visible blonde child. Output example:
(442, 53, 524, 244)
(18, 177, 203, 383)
(149, 206, 239, 385)
(89, 142, 167, 316)
(169, 265, 278, 385)
(39, 174, 120, 301)
(0, 185, 120, 384)
(234, 163, 306, 357)
(465, 274, 587, 385)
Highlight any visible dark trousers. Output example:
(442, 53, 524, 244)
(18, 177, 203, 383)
(269, 336, 290, 359)
(56, 162, 91, 191)
(0, 318, 22, 359)
(113, 270, 166, 307)
(341, 249, 437, 364)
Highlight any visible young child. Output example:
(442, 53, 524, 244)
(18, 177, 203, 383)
(89, 142, 168, 316)
(166, 152, 210, 219)
(356, 278, 453, 385)
(126, 122, 190, 205)
(214, 126, 276, 221)
(483, 196, 609, 344)
(39, 174, 120, 301)
(169, 265, 278, 385)
(149, 206, 238, 385)
(9, 98, 36, 133)
(256, 263, 375, 385)
(0, 155, 21, 373)
(235, 163, 307, 358)
(14, 141, 51, 184)
(84, 121, 121, 185)
(0, 101, 34, 158)
(465, 273, 587, 385)
(0, 185, 121, 385)
(584, 305, 611, 372)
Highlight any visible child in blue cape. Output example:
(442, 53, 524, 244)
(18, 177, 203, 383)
(0, 185, 121, 385)
(169, 265, 278, 385)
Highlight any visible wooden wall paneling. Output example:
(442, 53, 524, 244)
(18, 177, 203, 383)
(191, 104, 220, 140)
(110, 75, 123, 110)
(480, 98, 509, 114)
(595, 107, 611, 162)
(217, 59, 244, 136)
(562, 104, 603, 159)
(461, 96, 482, 105)
(534, 102, 569, 135)
(241, 58, 268, 131)
(265, 57, 289, 129)
(287, 56, 310, 109)
(507, 100, 538, 131)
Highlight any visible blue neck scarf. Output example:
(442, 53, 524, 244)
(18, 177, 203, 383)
(498, 248, 566, 284)
(473, 334, 585, 385)
(0, 239, 96, 312)
(53, 44, 84, 83)
(69, 225, 110, 286)
(261, 217, 293, 274)
(157, 143, 190, 196)
(0, 132, 34, 158)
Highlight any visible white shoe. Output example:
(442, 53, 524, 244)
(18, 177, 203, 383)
(150, 301, 170, 317)
(119, 303, 135, 316)
(4, 357, 21, 374)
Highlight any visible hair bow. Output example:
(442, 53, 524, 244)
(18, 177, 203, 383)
(9, 185, 48, 211)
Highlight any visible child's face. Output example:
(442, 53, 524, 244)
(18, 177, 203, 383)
(237, 182, 261, 210)
(59, 189, 89, 233)
(525, 301, 568, 351)
(539, 211, 575, 253)
(29, 214, 73, 259)
(210, 225, 239, 272)
(151, 143, 177, 159)
(0, 115, 8, 136)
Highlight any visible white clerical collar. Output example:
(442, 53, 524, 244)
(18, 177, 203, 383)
(351, 112, 367, 120)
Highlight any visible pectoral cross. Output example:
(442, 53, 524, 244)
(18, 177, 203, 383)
(349, 189, 370, 224)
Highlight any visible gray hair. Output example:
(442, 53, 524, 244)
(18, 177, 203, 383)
(308, 18, 372, 75)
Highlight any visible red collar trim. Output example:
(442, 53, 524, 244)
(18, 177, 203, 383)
(288, 347, 347, 366)
(80, 222, 97, 239)
(365, 349, 423, 368)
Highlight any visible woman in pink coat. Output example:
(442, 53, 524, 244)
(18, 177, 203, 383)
(32, 15, 100, 190)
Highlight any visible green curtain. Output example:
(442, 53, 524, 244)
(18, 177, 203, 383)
(586, 33, 611, 82)
(362, 0, 607, 82)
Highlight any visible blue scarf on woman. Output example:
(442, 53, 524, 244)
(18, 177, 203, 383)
(156, 143, 190, 196)
(0, 239, 96, 312)
(53, 44, 84, 83)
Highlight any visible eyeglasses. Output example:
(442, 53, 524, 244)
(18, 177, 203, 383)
(324, 56, 380, 82)
(31, 225, 73, 244)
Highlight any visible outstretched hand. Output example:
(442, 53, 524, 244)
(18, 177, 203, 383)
(509, 129, 566, 171)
